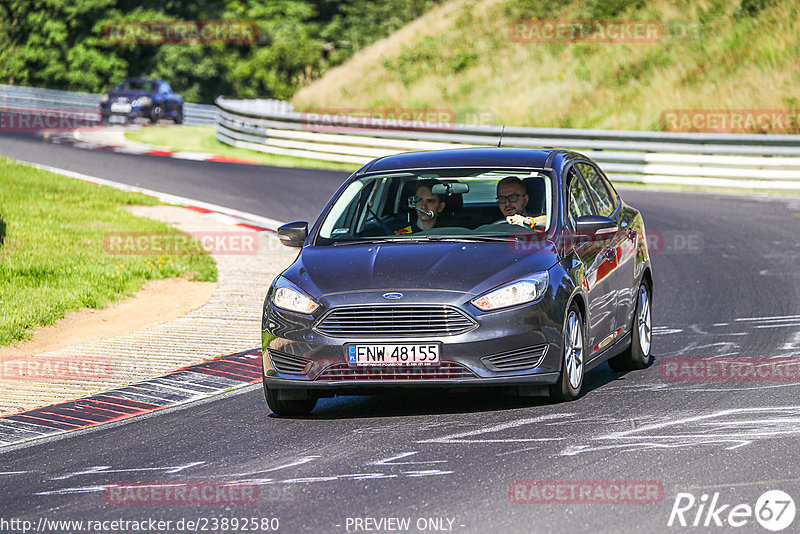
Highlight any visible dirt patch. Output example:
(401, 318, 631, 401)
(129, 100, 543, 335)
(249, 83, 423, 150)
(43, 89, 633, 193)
(0, 278, 217, 359)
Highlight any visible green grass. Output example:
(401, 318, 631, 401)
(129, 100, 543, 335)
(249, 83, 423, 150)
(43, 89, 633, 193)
(0, 158, 217, 347)
(293, 0, 800, 132)
(125, 125, 357, 172)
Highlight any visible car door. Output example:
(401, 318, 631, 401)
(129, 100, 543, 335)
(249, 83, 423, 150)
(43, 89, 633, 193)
(575, 161, 636, 344)
(566, 165, 617, 355)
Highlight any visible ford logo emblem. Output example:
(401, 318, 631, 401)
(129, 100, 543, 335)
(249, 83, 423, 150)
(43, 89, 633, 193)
(383, 292, 403, 300)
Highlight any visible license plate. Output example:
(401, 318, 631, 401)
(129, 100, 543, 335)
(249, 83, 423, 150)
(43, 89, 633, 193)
(111, 102, 131, 113)
(347, 344, 440, 366)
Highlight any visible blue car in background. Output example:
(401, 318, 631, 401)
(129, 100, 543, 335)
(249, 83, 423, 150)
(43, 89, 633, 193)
(100, 78, 183, 124)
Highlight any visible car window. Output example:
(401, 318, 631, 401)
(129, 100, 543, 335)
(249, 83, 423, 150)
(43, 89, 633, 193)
(568, 168, 595, 223)
(115, 80, 157, 92)
(576, 162, 616, 217)
(316, 168, 556, 242)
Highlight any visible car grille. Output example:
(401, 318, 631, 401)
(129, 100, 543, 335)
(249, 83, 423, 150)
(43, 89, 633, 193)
(481, 344, 548, 372)
(268, 349, 311, 375)
(317, 361, 476, 380)
(314, 305, 476, 338)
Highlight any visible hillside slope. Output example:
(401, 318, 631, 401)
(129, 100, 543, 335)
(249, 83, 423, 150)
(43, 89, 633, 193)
(292, 0, 800, 131)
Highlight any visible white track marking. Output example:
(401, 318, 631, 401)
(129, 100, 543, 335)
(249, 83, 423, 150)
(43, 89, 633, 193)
(418, 413, 573, 444)
(560, 407, 800, 456)
(735, 314, 800, 322)
(51, 462, 205, 480)
(15, 160, 286, 231)
(36, 485, 107, 496)
(369, 452, 447, 465)
(225, 456, 321, 477)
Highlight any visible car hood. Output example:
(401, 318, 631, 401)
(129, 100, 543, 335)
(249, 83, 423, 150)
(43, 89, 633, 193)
(282, 241, 559, 300)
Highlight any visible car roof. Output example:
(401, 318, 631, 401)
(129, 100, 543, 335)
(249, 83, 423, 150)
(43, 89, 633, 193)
(119, 78, 163, 84)
(361, 147, 560, 174)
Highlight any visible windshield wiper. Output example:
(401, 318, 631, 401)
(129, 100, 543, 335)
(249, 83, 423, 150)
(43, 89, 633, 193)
(331, 237, 423, 246)
(422, 235, 517, 242)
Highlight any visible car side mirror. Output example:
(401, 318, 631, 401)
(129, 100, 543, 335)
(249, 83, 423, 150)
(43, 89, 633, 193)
(574, 215, 617, 237)
(277, 221, 308, 247)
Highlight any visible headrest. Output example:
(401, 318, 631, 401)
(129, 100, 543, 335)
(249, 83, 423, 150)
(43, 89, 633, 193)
(521, 177, 546, 216)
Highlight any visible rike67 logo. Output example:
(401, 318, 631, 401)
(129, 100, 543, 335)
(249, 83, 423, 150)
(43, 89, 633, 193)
(668, 490, 796, 531)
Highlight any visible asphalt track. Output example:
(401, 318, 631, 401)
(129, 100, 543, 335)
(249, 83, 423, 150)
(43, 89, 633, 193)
(2, 133, 800, 533)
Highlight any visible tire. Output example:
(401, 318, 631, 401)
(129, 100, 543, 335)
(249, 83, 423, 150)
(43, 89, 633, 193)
(262, 377, 317, 416)
(608, 281, 653, 371)
(549, 303, 585, 402)
(149, 105, 162, 124)
(174, 106, 183, 125)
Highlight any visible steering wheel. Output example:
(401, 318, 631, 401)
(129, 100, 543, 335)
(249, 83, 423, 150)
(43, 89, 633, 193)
(365, 207, 395, 235)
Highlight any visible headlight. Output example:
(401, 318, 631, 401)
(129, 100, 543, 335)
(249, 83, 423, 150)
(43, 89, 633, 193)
(272, 284, 319, 314)
(100, 94, 109, 104)
(132, 96, 152, 107)
(471, 272, 549, 311)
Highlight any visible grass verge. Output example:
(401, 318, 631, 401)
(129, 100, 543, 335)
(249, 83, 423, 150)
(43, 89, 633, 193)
(125, 125, 357, 172)
(293, 0, 800, 132)
(0, 158, 217, 347)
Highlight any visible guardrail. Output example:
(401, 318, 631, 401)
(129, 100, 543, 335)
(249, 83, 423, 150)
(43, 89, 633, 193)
(215, 97, 800, 190)
(0, 84, 216, 126)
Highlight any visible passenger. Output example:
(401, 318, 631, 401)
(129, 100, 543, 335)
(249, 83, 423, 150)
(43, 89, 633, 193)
(495, 176, 546, 228)
(395, 180, 446, 234)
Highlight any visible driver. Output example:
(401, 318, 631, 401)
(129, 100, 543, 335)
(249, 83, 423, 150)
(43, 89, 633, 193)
(496, 176, 546, 229)
(395, 180, 446, 234)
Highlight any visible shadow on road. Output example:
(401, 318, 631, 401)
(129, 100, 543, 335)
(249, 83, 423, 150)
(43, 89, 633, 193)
(283, 362, 630, 420)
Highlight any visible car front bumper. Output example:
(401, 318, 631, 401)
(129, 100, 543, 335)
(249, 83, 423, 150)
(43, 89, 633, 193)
(262, 290, 567, 393)
(100, 104, 155, 120)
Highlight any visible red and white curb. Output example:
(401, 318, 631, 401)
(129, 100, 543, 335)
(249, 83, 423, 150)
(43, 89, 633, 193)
(0, 349, 264, 448)
(16, 160, 286, 234)
(43, 129, 263, 166)
(0, 161, 290, 448)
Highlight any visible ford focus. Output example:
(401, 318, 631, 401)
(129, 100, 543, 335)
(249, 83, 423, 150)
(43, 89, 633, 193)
(262, 148, 653, 415)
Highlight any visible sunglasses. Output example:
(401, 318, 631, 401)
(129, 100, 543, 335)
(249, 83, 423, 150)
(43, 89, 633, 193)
(496, 194, 523, 204)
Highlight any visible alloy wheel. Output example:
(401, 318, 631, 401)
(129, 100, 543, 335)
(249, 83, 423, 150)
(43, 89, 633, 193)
(565, 310, 584, 389)
(638, 285, 652, 355)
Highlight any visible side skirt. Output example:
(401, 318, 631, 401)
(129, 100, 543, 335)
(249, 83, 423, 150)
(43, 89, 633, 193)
(585, 330, 632, 372)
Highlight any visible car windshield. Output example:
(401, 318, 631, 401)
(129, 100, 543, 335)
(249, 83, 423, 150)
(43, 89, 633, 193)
(317, 167, 556, 244)
(114, 80, 157, 92)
